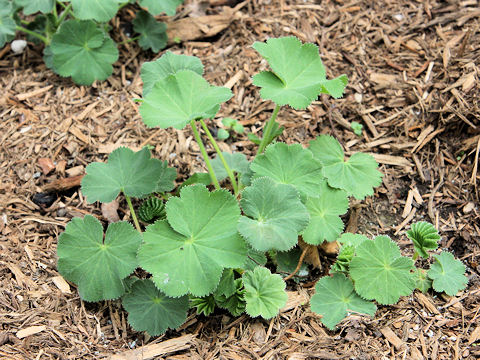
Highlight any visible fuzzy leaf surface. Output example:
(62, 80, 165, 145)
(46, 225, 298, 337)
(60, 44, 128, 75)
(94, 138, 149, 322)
(50, 20, 118, 85)
(140, 70, 232, 129)
(138, 185, 246, 297)
(81, 147, 165, 203)
(141, 52, 204, 96)
(252, 37, 348, 109)
(406, 222, 440, 259)
(138, 0, 183, 16)
(216, 268, 236, 298)
(428, 252, 468, 296)
(70, 0, 122, 21)
(310, 273, 376, 330)
(133, 10, 167, 52)
(57, 216, 142, 301)
(15, 0, 54, 14)
(350, 236, 415, 304)
(244, 246, 267, 271)
(302, 181, 348, 244)
(211, 152, 249, 181)
(155, 160, 177, 192)
(250, 143, 323, 197)
(243, 267, 287, 319)
(309, 135, 382, 199)
(238, 177, 309, 251)
(415, 268, 432, 293)
(0, 1, 16, 48)
(122, 279, 188, 336)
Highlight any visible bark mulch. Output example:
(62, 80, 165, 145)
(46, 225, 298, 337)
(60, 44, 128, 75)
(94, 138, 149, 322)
(1, 0, 479, 359)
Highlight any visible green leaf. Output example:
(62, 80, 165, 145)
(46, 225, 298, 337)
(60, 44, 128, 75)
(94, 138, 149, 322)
(276, 247, 309, 281)
(141, 51, 204, 96)
(70, 0, 122, 22)
(50, 20, 118, 85)
(330, 245, 355, 274)
(309, 135, 383, 200)
(310, 273, 376, 330)
(138, 0, 183, 16)
(43, 45, 54, 70)
(0, 1, 16, 48)
(243, 246, 267, 271)
(337, 233, 369, 248)
(122, 279, 188, 336)
(215, 278, 246, 316)
(243, 267, 287, 319)
(222, 117, 236, 127)
(133, 11, 167, 53)
(428, 251, 468, 296)
(349, 236, 415, 305)
(57, 215, 142, 302)
(414, 268, 432, 293)
(406, 222, 440, 259)
(351, 121, 363, 136)
(140, 70, 232, 129)
(179, 172, 211, 190)
(250, 142, 323, 197)
(190, 295, 216, 316)
(138, 185, 246, 297)
(81, 147, 166, 203)
(232, 123, 244, 134)
(215, 268, 236, 298)
(138, 197, 165, 222)
(15, 0, 54, 14)
(238, 177, 309, 252)
(216, 128, 230, 140)
(302, 181, 349, 244)
(252, 36, 348, 109)
(248, 122, 284, 145)
(211, 152, 249, 181)
(155, 160, 177, 193)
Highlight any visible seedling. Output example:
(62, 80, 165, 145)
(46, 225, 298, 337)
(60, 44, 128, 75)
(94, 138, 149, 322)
(1, 0, 183, 85)
(217, 117, 244, 140)
(351, 121, 363, 136)
(56, 37, 467, 336)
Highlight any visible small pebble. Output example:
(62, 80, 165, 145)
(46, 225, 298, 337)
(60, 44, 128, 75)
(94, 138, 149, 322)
(11, 40, 27, 54)
(57, 208, 67, 217)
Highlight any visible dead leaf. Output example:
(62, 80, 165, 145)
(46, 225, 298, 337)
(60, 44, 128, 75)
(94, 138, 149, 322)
(101, 200, 120, 223)
(37, 158, 55, 175)
(319, 240, 339, 256)
(369, 73, 398, 86)
(298, 239, 321, 270)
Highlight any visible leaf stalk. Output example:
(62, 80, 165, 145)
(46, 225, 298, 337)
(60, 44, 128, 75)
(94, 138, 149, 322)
(190, 120, 221, 190)
(283, 246, 308, 281)
(257, 104, 281, 154)
(15, 26, 49, 44)
(125, 194, 142, 233)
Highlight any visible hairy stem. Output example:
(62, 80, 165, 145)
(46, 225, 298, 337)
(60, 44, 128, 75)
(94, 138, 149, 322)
(56, 2, 74, 22)
(190, 120, 221, 190)
(257, 104, 281, 154)
(125, 194, 141, 233)
(15, 26, 48, 44)
(199, 119, 239, 195)
(283, 246, 308, 281)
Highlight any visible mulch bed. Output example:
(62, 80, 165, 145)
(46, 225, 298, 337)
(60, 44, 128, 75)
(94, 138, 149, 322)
(1, 0, 479, 359)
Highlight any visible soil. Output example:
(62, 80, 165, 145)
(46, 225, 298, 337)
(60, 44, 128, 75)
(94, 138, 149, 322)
(1, 0, 480, 359)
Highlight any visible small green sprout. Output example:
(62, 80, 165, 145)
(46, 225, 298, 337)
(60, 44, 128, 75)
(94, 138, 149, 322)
(351, 121, 363, 136)
(217, 118, 244, 140)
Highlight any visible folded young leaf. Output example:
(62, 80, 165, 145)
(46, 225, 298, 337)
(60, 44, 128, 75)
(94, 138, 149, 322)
(428, 251, 468, 296)
(81, 147, 166, 203)
(122, 279, 189, 336)
(238, 177, 309, 252)
(140, 70, 232, 129)
(141, 52, 204, 96)
(350, 236, 415, 305)
(302, 180, 348, 244)
(70, 0, 122, 22)
(215, 268, 236, 298)
(190, 295, 216, 316)
(0, 1, 16, 48)
(310, 273, 376, 330)
(330, 245, 355, 274)
(15, 0, 54, 15)
(138, 185, 246, 297)
(250, 142, 324, 198)
(57, 216, 142, 302)
(211, 152, 249, 181)
(406, 221, 440, 259)
(133, 11, 167, 53)
(252, 36, 348, 109)
(138, 0, 183, 16)
(309, 135, 383, 200)
(243, 267, 287, 319)
(214, 278, 246, 316)
(50, 20, 118, 85)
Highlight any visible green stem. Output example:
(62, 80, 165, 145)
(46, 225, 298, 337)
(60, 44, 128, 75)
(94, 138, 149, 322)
(257, 104, 281, 154)
(413, 251, 419, 261)
(199, 119, 239, 196)
(15, 26, 49, 44)
(190, 120, 221, 190)
(125, 194, 142, 233)
(118, 36, 141, 45)
(57, 3, 74, 24)
(52, 2, 58, 22)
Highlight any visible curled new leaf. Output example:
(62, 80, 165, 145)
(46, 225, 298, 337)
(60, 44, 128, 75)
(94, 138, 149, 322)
(57, 216, 142, 302)
(428, 251, 468, 296)
(122, 279, 189, 336)
(406, 222, 440, 259)
(138, 197, 165, 222)
(243, 267, 287, 319)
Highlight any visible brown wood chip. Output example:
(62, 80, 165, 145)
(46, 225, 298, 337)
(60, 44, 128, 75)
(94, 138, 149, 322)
(380, 326, 404, 349)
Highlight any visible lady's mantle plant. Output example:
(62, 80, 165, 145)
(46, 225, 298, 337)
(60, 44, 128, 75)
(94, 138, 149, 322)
(56, 37, 468, 335)
(1, 0, 183, 85)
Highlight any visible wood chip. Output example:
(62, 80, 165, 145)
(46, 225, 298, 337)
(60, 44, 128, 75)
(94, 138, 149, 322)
(109, 334, 195, 360)
(16, 85, 53, 101)
(51, 276, 71, 294)
(468, 326, 480, 345)
(380, 326, 404, 349)
(402, 189, 414, 218)
(281, 290, 309, 312)
(37, 157, 55, 175)
(69, 125, 89, 144)
(371, 153, 412, 167)
(415, 292, 440, 315)
(16, 325, 46, 339)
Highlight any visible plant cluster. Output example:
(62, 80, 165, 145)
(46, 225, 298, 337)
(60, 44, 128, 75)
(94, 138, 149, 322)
(1, 0, 183, 85)
(56, 36, 468, 335)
